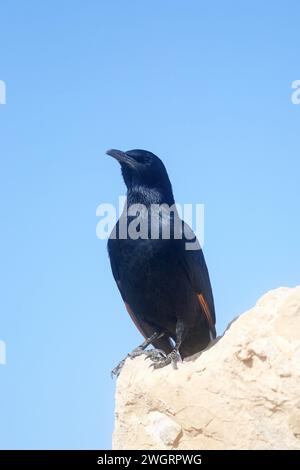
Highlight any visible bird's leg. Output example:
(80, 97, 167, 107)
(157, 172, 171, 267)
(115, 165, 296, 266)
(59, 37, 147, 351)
(111, 358, 127, 378)
(150, 319, 184, 370)
(129, 332, 165, 358)
(111, 331, 166, 378)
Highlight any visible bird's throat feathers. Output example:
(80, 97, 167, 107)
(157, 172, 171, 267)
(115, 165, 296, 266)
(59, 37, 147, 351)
(126, 184, 175, 206)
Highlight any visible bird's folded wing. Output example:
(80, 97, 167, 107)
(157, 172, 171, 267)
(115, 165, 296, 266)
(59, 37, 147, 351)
(179, 231, 216, 338)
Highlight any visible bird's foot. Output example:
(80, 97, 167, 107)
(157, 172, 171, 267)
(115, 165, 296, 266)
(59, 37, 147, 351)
(149, 349, 181, 370)
(111, 348, 148, 378)
(111, 358, 127, 378)
(143, 348, 167, 362)
(111, 348, 167, 378)
(128, 346, 147, 359)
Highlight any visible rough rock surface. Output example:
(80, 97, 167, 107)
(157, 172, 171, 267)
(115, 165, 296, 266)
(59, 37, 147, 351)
(113, 287, 300, 450)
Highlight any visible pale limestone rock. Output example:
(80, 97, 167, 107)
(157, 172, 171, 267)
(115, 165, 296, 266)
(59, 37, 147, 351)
(113, 286, 300, 450)
(145, 411, 182, 446)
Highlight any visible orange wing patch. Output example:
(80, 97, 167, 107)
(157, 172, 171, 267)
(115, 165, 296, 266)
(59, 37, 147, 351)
(197, 294, 215, 336)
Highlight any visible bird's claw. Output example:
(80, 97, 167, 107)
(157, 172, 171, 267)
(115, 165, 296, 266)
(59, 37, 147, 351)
(143, 349, 167, 362)
(111, 358, 126, 378)
(111, 348, 167, 378)
(149, 350, 181, 370)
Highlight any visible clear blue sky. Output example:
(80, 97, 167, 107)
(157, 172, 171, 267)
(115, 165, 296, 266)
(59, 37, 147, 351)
(0, 0, 299, 450)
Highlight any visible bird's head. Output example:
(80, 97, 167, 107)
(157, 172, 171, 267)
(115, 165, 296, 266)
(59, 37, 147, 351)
(106, 148, 174, 204)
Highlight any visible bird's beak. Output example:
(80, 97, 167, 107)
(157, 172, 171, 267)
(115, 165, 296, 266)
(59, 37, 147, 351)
(106, 149, 136, 168)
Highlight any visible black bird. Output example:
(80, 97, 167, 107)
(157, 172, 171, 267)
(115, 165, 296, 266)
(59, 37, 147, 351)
(106, 149, 216, 375)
